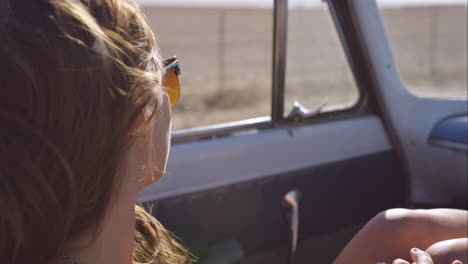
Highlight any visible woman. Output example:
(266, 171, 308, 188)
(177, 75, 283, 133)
(0, 0, 465, 263)
(0, 0, 190, 263)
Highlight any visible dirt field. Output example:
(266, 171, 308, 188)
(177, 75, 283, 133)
(141, 5, 467, 130)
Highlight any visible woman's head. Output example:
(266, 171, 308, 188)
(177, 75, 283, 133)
(0, 0, 174, 262)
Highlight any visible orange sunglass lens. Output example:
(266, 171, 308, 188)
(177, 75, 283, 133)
(163, 69, 180, 107)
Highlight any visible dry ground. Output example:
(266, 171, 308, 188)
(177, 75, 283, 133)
(141, 5, 468, 130)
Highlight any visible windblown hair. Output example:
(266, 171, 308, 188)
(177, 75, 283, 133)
(0, 0, 191, 263)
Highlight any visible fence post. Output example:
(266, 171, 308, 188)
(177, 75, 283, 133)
(429, 7, 439, 77)
(218, 10, 226, 96)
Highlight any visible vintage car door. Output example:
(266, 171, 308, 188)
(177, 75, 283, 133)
(138, 0, 466, 263)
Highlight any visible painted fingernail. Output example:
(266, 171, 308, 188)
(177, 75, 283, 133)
(411, 248, 421, 252)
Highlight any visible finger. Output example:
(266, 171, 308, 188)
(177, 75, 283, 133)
(392, 259, 411, 264)
(410, 248, 434, 264)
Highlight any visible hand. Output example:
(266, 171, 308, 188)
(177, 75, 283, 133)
(387, 248, 463, 264)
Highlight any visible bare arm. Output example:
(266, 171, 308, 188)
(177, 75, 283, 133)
(333, 209, 467, 264)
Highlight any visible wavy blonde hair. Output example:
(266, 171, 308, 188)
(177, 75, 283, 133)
(0, 0, 192, 263)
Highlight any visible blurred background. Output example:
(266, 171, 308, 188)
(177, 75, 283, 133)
(137, 0, 467, 130)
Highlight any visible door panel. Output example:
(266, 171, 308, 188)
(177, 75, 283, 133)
(349, 1, 468, 207)
(147, 151, 405, 255)
(139, 116, 407, 262)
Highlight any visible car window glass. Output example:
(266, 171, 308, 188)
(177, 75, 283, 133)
(377, 0, 467, 98)
(284, 0, 360, 117)
(142, 1, 273, 130)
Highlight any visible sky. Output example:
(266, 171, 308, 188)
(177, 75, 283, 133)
(136, 0, 468, 8)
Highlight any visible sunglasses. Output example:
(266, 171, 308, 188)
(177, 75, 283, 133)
(162, 56, 181, 108)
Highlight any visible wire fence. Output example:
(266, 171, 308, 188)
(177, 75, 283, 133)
(142, 5, 467, 129)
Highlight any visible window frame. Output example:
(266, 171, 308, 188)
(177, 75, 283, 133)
(171, 0, 371, 144)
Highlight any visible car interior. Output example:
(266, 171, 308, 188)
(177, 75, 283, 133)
(138, 0, 468, 263)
